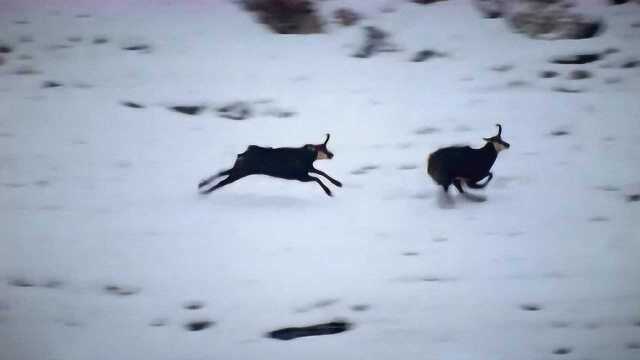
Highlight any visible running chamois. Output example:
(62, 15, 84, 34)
(198, 134, 342, 196)
(427, 124, 510, 201)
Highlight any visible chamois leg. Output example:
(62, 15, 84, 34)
(198, 169, 232, 189)
(199, 172, 247, 194)
(310, 168, 342, 187)
(466, 172, 493, 189)
(300, 175, 332, 196)
(453, 178, 465, 194)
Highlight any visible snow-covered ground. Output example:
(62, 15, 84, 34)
(1, 0, 640, 359)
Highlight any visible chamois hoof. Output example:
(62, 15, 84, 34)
(334, 181, 343, 187)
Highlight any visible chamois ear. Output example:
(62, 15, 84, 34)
(324, 133, 330, 145)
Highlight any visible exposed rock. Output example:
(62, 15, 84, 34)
(353, 26, 398, 58)
(539, 70, 559, 78)
(552, 347, 572, 355)
(505, 1, 603, 40)
(551, 86, 583, 93)
(93, 36, 109, 45)
(169, 105, 206, 116)
(104, 284, 140, 296)
(121, 101, 145, 109)
(217, 101, 252, 120)
(609, 0, 629, 4)
(567, 69, 591, 80)
(0, 44, 12, 53)
(42, 81, 63, 88)
(473, 0, 505, 18)
(122, 44, 151, 51)
(333, 8, 360, 26)
(266, 320, 352, 340)
(185, 320, 214, 331)
(412, 0, 447, 4)
(550, 53, 601, 64)
(621, 59, 639, 68)
(242, 0, 324, 34)
(411, 49, 446, 62)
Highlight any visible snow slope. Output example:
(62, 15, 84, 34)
(1, 1, 639, 359)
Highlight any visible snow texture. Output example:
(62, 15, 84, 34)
(1, 0, 639, 359)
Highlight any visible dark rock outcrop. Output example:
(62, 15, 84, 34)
(242, 0, 324, 34)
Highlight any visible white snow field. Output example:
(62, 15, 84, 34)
(1, 0, 640, 359)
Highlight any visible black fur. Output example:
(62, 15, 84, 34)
(427, 124, 509, 194)
(198, 134, 341, 196)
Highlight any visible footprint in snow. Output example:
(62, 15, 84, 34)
(103, 284, 140, 296)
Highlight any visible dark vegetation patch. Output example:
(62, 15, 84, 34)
(506, 80, 530, 88)
(47, 44, 73, 51)
(596, 185, 619, 192)
(0, 45, 13, 54)
(121, 101, 145, 109)
(351, 165, 379, 175)
(183, 301, 205, 310)
(420, 276, 453, 282)
(42, 279, 63, 289)
(550, 53, 601, 64)
(567, 69, 592, 80)
(185, 319, 214, 331)
(104, 284, 140, 296)
(397, 164, 417, 170)
(552, 347, 572, 355)
(217, 101, 252, 120)
(354, 26, 397, 58)
(588, 216, 609, 222)
(490, 64, 514, 72)
(170, 105, 206, 116)
(333, 7, 360, 26)
(551, 86, 583, 93)
(621, 60, 639, 69)
(42, 81, 63, 89)
(266, 320, 352, 340)
(550, 129, 570, 136)
(67, 36, 82, 43)
(242, 0, 324, 34)
(413, 126, 440, 135)
(8, 278, 35, 287)
(627, 194, 640, 202)
(350, 304, 370, 312)
(520, 303, 542, 311)
(627, 341, 640, 350)
(122, 44, 151, 51)
(411, 49, 446, 62)
(92, 36, 109, 44)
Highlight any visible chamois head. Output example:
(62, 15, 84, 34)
(311, 133, 334, 160)
(483, 124, 510, 152)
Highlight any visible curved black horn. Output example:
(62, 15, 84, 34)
(495, 124, 502, 136)
(324, 133, 330, 145)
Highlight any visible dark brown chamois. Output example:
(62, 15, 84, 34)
(427, 124, 510, 195)
(198, 134, 342, 196)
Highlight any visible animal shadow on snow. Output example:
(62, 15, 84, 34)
(436, 191, 486, 209)
(204, 193, 313, 208)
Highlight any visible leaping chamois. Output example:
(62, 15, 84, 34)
(427, 124, 510, 197)
(198, 134, 342, 196)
